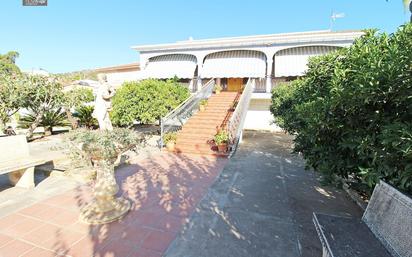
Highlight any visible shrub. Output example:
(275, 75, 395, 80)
(270, 24, 412, 194)
(73, 105, 98, 129)
(19, 108, 70, 135)
(111, 79, 190, 126)
(65, 128, 143, 165)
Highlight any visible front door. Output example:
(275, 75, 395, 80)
(227, 78, 243, 92)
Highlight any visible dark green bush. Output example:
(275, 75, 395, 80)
(73, 105, 97, 129)
(111, 79, 190, 126)
(270, 24, 412, 194)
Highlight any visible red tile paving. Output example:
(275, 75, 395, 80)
(0, 239, 34, 257)
(0, 152, 227, 257)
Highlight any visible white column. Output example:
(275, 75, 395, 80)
(266, 58, 273, 93)
(216, 78, 221, 87)
(188, 79, 194, 92)
(197, 63, 203, 92)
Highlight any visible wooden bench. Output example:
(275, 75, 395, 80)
(0, 135, 47, 188)
(313, 181, 412, 257)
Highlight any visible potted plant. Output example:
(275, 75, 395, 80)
(199, 99, 208, 111)
(214, 84, 222, 94)
(214, 130, 229, 153)
(230, 101, 238, 112)
(65, 128, 143, 224)
(163, 131, 177, 151)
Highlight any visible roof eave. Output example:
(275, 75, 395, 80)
(131, 31, 364, 52)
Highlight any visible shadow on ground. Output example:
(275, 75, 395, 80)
(0, 151, 227, 257)
(164, 131, 363, 257)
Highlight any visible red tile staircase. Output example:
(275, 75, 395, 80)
(174, 92, 239, 156)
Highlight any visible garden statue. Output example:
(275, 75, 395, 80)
(67, 128, 142, 224)
(67, 75, 136, 224)
(93, 74, 115, 131)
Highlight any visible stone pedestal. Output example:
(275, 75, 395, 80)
(80, 160, 130, 224)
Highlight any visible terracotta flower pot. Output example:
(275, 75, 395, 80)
(217, 143, 227, 153)
(166, 141, 175, 151)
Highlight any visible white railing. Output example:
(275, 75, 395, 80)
(160, 78, 215, 147)
(227, 78, 254, 153)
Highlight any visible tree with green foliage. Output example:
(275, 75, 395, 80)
(270, 23, 412, 194)
(0, 74, 28, 128)
(0, 51, 20, 75)
(63, 88, 94, 129)
(111, 79, 190, 126)
(0, 51, 24, 130)
(22, 75, 65, 138)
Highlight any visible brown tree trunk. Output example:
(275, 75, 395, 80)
(65, 109, 78, 129)
(26, 109, 45, 139)
(44, 126, 52, 136)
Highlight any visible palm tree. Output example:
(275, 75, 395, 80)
(19, 108, 70, 136)
(73, 105, 98, 129)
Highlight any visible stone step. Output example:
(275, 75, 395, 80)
(185, 120, 223, 127)
(182, 126, 219, 133)
(181, 123, 220, 129)
(171, 91, 237, 157)
(176, 135, 213, 142)
(173, 143, 229, 157)
(196, 108, 229, 115)
(193, 113, 229, 119)
(178, 130, 216, 137)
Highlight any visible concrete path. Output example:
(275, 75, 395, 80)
(165, 131, 362, 257)
(0, 152, 227, 257)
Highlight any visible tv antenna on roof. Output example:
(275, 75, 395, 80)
(329, 11, 345, 31)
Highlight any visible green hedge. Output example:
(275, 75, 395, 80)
(111, 79, 190, 126)
(270, 24, 412, 194)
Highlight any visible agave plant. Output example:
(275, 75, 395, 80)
(19, 108, 70, 135)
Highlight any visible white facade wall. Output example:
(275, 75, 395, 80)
(244, 99, 282, 132)
(105, 70, 140, 88)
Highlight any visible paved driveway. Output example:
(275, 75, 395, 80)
(165, 131, 362, 257)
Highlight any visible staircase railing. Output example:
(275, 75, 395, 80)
(160, 78, 215, 147)
(227, 78, 254, 153)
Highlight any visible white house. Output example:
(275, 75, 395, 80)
(95, 62, 140, 88)
(131, 30, 363, 131)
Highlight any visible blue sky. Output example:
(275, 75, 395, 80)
(0, 0, 409, 73)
